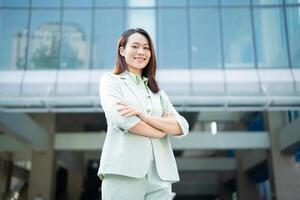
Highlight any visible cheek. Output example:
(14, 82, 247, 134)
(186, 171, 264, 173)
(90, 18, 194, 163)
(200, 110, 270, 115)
(147, 52, 151, 59)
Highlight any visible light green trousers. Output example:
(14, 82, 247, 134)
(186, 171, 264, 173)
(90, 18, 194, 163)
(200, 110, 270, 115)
(101, 161, 176, 200)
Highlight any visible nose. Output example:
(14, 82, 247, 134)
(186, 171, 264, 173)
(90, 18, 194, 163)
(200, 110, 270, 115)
(137, 47, 146, 55)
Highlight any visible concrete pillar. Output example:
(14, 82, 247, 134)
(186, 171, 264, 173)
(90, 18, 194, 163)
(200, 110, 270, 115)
(265, 111, 300, 200)
(235, 151, 260, 200)
(0, 153, 12, 199)
(28, 114, 56, 200)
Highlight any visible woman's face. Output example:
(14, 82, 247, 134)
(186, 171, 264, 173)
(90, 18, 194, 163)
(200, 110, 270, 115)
(120, 32, 151, 75)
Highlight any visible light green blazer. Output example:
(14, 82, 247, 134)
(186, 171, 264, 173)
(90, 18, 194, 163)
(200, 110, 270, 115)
(97, 72, 189, 182)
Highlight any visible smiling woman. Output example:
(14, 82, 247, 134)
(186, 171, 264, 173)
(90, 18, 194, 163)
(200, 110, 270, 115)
(98, 28, 189, 200)
(119, 33, 151, 75)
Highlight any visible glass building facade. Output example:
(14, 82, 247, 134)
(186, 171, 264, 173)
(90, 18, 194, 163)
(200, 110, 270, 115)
(0, 0, 299, 71)
(1, 1, 300, 200)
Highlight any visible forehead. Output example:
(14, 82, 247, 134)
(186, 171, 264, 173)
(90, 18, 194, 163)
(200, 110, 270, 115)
(127, 33, 149, 45)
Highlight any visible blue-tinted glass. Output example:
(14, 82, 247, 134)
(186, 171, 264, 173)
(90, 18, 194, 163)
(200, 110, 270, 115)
(158, 9, 188, 68)
(60, 10, 92, 69)
(28, 10, 60, 69)
(127, 0, 155, 7)
(63, 0, 93, 7)
(93, 9, 124, 69)
(95, 0, 123, 6)
(32, 0, 61, 7)
(252, 0, 283, 5)
(221, 0, 250, 5)
(222, 8, 254, 68)
(254, 8, 288, 68)
(0, 0, 29, 7)
(286, 0, 300, 3)
(158, 0, 187, 6)
(0, 10, 28, 69)
(190, 0, 218, 6)
(190, 8, 221, 68)
(126, 9, 156, 44)
(286, 7, 300, 68)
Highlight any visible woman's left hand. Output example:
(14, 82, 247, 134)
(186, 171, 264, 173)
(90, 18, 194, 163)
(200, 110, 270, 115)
(117, 102, 142, 117)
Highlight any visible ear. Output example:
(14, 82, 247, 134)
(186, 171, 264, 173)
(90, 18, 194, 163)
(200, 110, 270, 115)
(119, 46, 125, 57)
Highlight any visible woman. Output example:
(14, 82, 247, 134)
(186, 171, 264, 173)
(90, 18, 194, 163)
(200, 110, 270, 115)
(98, 28, 189, 200)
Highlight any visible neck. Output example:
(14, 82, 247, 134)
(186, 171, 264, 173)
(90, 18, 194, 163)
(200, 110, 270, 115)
(128, 68, 142, 76)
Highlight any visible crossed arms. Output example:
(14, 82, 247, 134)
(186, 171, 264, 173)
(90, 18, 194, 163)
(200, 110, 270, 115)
(117, 102, 183, 138)
(100, 73, 188, 139)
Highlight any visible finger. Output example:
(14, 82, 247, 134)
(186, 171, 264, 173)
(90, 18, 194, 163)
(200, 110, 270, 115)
(117, 102, 127, 106)
(121, 109, 137, 117)
(123, 111, 138, 117)
(119, 108, 136, 116)
(163, 112, 171, 117)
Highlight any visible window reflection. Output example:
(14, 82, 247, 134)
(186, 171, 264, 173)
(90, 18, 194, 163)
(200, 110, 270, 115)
(221, 0, 250, 5)
(63, 0, 93, 7)
(286, 7, 300, 68)
(0, 10, 28, 69)
(60, 10, 92, 69)
(222, 8, 254, 68)
(126, 9, 156, 44)
(158, 0, 187, 6)
(190, 0, 218, 6)
(128, 0, 155, 7)
(93, 9, 124, 69)
(254, 8, 288, 68)
(190, 8, 221, 68)
(158, 9, 188, 68)
(286, 0, 300, 3)
(28, 10, 60, 69)
(31, 0, 61, 7)
(252, 0, 283, 5)
(95, 0, 124, 7)
(0, 0, 29, 7)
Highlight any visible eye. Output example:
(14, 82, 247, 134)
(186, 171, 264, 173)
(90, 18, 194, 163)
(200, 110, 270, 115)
(144, 46, 150, 50)
(131, 45, 138, 49)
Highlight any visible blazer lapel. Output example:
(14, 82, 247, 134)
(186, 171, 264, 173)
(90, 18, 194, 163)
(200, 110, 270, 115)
(119, 73, 147, 113)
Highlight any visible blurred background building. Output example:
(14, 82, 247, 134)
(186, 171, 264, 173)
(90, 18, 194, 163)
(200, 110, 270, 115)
(0, 0, 300, 200)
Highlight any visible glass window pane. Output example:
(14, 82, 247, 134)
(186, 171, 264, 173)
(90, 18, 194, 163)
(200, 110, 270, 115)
(60, 10, 92, 69)
(32, 0, 61, 7)
(28, 10, 60, 69)
(158, 9, 188, 68)
(254, 8, 288, 68)
(190, 8, 221, 68)
(93, 9, 124, 69)
(190, 0, 218, 6)
(286, 7, 300, 68)
(127, 0, 155, 7)
(0, 10, 28, 69)
(126, 9, 156, 44)
(158, 0, 187, 6)
(95, 0, 123, 7)
(286, 0, 300, 3)
(0, 0, 29, 7)
(221, 0, 250, 5)
(63, 0, 93, 7)
(222, 8, 254, 68)
(252, 0, 283, 5)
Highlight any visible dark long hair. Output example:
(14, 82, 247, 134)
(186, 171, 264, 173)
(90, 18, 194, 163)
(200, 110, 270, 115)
(113, 28, 159, 93)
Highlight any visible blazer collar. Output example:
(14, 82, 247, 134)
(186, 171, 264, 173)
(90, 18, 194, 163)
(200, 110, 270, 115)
(118, 71, 148, 113)
(119, 71, 148, 85)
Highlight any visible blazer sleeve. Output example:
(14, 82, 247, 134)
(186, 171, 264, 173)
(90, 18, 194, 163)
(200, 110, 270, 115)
(99, 72, 141, 131)
(160, 90, 189, 138)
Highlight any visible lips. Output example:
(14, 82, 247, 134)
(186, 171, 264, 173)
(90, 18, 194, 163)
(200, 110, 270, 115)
(134, 57, 145, 61)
